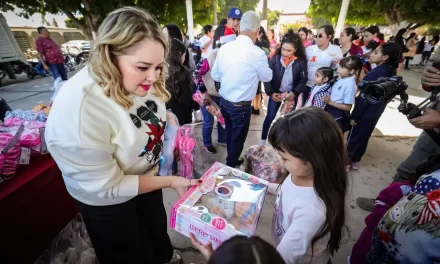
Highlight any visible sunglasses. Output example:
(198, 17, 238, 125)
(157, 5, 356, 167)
(318, 33, 326, 39)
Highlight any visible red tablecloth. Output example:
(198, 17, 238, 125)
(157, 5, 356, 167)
(0, 155, 78, 264)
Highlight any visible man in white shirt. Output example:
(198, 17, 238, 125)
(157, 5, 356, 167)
(211, 11, 272, 167)
(199, 25, 214, 58)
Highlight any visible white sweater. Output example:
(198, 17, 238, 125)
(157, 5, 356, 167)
(272, 175, 330, 264)
(45, 68, 167, 206)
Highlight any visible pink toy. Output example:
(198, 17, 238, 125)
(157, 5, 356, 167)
(0, 126, 24, 181)
(193, 91, 226, 129)
(170, 162, 268, 249)
(174, 125, 196, 179)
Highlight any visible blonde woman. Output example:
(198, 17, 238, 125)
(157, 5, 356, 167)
(45, 7, 199, 264)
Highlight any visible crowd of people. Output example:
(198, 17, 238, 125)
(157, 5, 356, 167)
(41, 4, 440, 264)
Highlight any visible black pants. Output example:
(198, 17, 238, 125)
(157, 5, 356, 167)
(0, 98, 12, 121)
(75, 190, 173, 264)
(404, 57, 413, 69)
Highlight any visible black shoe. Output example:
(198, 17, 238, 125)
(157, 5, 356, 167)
(356, 197, 375, 212)
(205, 145, 217, 154)
(236, 158, 244, 167)
(252, 107, 260, 115)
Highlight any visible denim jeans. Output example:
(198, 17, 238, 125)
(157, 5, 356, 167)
(261, 97, 282, 140)
(220, 98, 252, 167)
(201, 96, 226, 147)
(49, 63, 68, 81)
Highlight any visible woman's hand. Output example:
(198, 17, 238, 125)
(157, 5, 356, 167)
(190, 233, 213, 260)
(271, 93, 282, 102)
(323, 95, 330, 104)
(170, 176, 201, 198)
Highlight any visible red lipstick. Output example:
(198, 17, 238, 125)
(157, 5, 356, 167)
(140, 84, 151, 91)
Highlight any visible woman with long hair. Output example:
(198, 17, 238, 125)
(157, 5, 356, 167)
(268, 107, 348, 263)
(346, 43, 401, 171)
(340, 27, 363, 57)
(261, 30, 308, 145)
(403, 32, 418, 69)
(394, 28, 408, 74)
(357, 26, 381, 56)
(268, 28, 278, 58)
(163, 24, 195, 71)
(45, 7, 200, 264)
(166, 38, 197, 125)
(304, 25, 343, 106)
(298, 27, 313, 48)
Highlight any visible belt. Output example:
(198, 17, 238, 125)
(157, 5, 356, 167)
(233, 101, 252, 106)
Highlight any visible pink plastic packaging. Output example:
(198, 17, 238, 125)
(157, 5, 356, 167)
(0, 126, 24, 181)
(170, 162, 268, 249)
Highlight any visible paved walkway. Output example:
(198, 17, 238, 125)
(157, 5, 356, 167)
(0, 67, 428, 263)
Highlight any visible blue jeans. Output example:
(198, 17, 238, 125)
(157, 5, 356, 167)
(220, 98, 252, 167)
(261, 97, 282, 140)
(201, 96, 226, 147)
(49, 63, 67, 81)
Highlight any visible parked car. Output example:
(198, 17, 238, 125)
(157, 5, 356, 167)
(61, 40, 91, 55)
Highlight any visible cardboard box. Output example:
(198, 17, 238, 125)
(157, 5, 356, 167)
(170, 162, 268, 248)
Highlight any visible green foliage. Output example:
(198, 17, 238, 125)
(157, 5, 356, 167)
(267, 9, 281, 27)
(307, 0, 440, 26)
(216, 0, 259, 20)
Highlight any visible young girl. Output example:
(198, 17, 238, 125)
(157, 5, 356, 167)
(261, 30, 308, 146)
(166, 38, 199, 125)
(268, 107, 348, 264)
(324, 56, 363, 132)
(304, 67, 333, 108)
(346, 43, 400, 171)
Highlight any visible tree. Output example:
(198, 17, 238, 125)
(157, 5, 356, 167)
(267, 9, 281, 27)
(307, 0, 440, 29)
(0, 0, 216, 38)
(216, 0, 260, 20)
(52, 17, 59, 27)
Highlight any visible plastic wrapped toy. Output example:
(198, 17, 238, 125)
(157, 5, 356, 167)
(174, 125, 198, 179)
(0, 125, 24, 182)
(158, 111, 180, 176)
(244, 145, 287, 183)
(170, 162, 268, 249)
(278, 93, 295, 116)
(192, 91, 225, 129)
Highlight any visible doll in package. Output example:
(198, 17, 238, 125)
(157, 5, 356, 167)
(170, 162, 268, 248)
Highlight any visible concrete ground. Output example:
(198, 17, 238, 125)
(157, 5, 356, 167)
(0, 67, 427, 263)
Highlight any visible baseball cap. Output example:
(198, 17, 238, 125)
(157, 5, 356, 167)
(228, 7, 242, 19)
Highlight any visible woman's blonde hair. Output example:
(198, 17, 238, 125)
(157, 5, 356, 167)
(88, 6, 170, 109)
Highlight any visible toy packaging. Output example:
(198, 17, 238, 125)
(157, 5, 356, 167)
(170, 162, 268, 248)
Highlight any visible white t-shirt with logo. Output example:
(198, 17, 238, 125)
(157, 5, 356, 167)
(199, 35, 213, 58)
(306, 44, 343, 87)
(272, 175, 329, 264)
(329, 75, 357, 104)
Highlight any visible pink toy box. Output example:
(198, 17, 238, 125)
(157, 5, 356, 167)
(170, 162, 268, 248)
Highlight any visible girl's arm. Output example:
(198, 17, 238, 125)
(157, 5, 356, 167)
(264, 55, 277, 96)
(291, 60, 308, 97)
(276, 204, 326, 263)
(326, 100, 352, 111)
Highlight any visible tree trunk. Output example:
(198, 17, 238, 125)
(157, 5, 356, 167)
(335, 0, 350, 37)
(212, 0, 218, 26)
(262, 0, 268, 20)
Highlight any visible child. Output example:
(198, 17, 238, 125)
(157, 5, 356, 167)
(267, 107, 348, 264)
(420, 39, 435, 66)
(324, 56, 363, 132)
(304, 67, 333, 108)
(346, 43, 400, 171)
(190, 234, 286, 264)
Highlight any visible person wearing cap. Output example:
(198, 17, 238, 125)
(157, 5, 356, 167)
(212, 7, 242, 49)
(211, 11, 272, 168)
